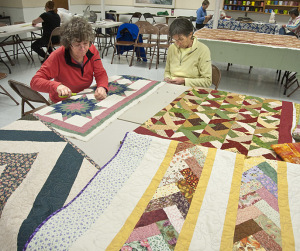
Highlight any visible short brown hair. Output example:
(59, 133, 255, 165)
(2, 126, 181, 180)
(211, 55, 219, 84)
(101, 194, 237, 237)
(202, 0, 210, 6)
(289, 8, 299, 16)
(45, 1, 55, 10)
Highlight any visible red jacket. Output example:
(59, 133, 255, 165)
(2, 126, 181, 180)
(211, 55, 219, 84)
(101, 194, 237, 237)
(31, 44, 108, 103)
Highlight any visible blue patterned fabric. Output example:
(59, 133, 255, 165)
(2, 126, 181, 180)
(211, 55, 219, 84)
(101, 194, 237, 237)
(206, 19, 278, 34)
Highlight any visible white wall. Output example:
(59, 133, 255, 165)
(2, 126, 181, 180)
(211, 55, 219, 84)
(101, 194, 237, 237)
(4, 4, 288, 26)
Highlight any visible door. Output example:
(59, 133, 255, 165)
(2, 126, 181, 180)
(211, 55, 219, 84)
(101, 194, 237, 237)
(52, 0, 69, 10)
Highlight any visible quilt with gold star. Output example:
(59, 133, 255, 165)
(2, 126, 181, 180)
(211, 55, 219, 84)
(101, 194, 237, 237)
(34, 75, 165, 141)
(23, 132, 300, 250)
(135, 88, 296, 160)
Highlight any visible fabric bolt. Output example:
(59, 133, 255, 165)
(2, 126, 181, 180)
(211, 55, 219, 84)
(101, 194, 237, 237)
(34, 75, 164, 141)
(272, 142, 300, 164)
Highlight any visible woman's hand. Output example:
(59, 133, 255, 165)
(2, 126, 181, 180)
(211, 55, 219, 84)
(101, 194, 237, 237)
(57, 84, 72, 98)
(167, 77, 185, 85)
(95, 87, 107, 100)
(164, 77, 172, 83)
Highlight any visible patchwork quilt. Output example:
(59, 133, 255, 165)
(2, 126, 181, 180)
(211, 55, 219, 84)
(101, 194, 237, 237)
(194, 28, 300, 49)
(0, 117, 99, 251)
(34, 75, 165, 141)
(21, 132, 300, 250)
(135, 88, 296, 160)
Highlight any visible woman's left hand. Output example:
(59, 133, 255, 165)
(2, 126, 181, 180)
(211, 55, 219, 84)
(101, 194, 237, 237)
(94, 87, 107, 100)
(168, 77, 185, 85)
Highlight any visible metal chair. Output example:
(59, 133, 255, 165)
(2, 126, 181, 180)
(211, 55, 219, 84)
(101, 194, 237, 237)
(212, 64, 221, 90)
(44, 27, 61, 61)
(129, 24, 159, 70)
(282, 72, 300, 97)
(129, 12, 142, 23)
(0, 73, 19, 105)
(111, 24, 138, 64)
(8, 80, 50, 117)
(143, 13, 156, 24)
(135, 21, 151, 29)
(156, 25, 170, 68)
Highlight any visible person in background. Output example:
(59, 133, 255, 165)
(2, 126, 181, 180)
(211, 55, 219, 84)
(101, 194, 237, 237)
(164, 18, 212, 88)
(31, 1, 61, 63)
(196, 0, 213, 30)
(31, 17, 108, 103)
(279, 8, 300, 37)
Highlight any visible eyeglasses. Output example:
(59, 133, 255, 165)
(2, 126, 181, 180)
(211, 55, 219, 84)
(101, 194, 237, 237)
(71, 42, 90, 49)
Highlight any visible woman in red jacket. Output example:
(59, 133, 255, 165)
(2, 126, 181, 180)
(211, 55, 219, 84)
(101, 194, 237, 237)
(31, 17, 108, 103)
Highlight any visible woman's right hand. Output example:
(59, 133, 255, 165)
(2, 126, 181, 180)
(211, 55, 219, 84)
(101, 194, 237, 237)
(57, 84, 72, 98)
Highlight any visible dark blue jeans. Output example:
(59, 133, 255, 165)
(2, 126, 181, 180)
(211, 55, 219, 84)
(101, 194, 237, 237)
(279, 27, 297, 37)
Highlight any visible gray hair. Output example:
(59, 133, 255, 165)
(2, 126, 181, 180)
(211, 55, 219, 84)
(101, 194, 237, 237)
(60, 17, 95, 49)
(169, 18, 194, 37)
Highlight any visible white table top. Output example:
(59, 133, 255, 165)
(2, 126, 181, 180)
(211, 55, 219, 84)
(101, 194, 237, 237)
(67, 119, 138, 167)
(0, 22, 41, 38)
(91, 21, 123, 29)
(118, 83, 190, 124)
(67, 82, 189, 167)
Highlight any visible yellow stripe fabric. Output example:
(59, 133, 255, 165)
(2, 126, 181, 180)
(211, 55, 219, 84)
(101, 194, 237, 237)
(293, 103, 300, 132)
(106, 140, 178, 251)
(277, 161, 295, 251)
(220, 154, 245, 250)
(174, 148, 217, 251)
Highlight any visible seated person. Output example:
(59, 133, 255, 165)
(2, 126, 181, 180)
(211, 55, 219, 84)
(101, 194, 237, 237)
(31, 1, 61, 62)
(196, 0, 213, 30)
(279, 8, 300, 37)
(164, 18, 212, 88)
(31, 17, 108, 103)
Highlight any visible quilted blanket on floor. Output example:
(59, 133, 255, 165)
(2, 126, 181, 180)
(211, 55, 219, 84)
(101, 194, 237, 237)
(135, 88, 296, 160)
(34, 75, 165, 141)
(0, 117, 99, 251)
(23, 132, 300, 250)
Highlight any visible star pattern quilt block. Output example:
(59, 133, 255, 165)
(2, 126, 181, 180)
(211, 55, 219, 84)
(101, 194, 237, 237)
(34, 75, 165, 141)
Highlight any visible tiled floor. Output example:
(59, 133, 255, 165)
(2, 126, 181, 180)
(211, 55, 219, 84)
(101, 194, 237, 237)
(0, 45, 299, 128)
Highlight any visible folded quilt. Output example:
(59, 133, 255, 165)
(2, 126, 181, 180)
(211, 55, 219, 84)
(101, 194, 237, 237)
(0, 117, 99, 251)
(135, 88, 295, 160)
(34, 75, 165, 141)
(23, 132, 300, 250)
